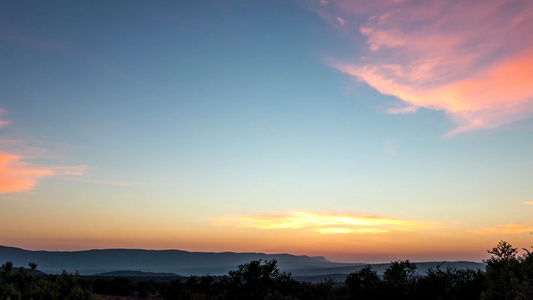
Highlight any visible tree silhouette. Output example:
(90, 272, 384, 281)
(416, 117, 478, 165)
(487, 240, 518, 261)
(227, 259, 295, 300)
(345, 265, 380, 299)
(482, 240, 533, 300)
(0, 261, 95, 299)
(382, 260, 417, 299)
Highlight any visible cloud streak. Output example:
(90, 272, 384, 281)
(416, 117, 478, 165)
(0, 109, 10, 128)
(0, 29, 126, 78)
(65, 178, 139, 186)
(474, 222, 533, 235)
(318, 0, 533, 134)
(0, 109, 88, 193)
(0, 153, 88, 194)
(215, 211, 433, 234)
(0, 154, 54, 193)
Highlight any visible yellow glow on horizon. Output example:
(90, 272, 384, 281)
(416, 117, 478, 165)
(215, 211, 435, 234)
(316, 227, 389, 234)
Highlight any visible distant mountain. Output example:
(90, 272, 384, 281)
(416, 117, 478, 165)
(0, 245, 485, 277)
(0, 245, 354, 275)
(0, 266, 48, 278)
(91, 270, 181, 277)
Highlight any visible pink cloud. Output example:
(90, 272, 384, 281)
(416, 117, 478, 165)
(0, 155, 89, 194)
(0, 154, 54, 193)
(318, 0, 533, 134)
(0, 109, 10, 128)
(0, 108, 127, 191)
(0, 109, 87, 193)
(336, 17, 345, 26)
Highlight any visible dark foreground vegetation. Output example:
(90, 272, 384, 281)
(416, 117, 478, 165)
(1, 241, 532, 300)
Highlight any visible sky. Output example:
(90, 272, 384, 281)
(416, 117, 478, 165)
(1, 0, 533, 263)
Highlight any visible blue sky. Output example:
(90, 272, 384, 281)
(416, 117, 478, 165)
(1, 0, 533, 262)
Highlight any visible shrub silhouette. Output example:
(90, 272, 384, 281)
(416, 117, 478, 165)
(0, 261, 95, 300)
(416, 265, 484, 300)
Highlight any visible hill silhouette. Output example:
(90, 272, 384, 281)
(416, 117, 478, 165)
(0, 245, 484, 277)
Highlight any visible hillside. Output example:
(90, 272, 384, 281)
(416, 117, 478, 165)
(0, 245, 484, 277)
(0, 245, 355, 275)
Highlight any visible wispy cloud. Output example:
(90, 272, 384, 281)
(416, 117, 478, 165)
(0, 109, 88, 193)
(64, 178, 139, 186)
(525, 201, 533, 205)
(474, 222, 533, 235)
(0, 109, 10, 128)
(383, 140, 397, 155)
(0, 153, 90, 193)
(318, 0, 533, 135)
(336, 17, 345, 26)
(215, 211, 434, 234)
(0, 110, 53, 193)
(0, 154, 54, 193)
(53, 165, 87, 176)
(0, 29, 126, 78)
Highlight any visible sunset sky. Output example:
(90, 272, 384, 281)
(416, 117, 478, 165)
(1, 0, 533, 263)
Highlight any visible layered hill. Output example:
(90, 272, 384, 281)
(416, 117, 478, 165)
(0, 245, 355, 275)
(0, 245, 484, 277)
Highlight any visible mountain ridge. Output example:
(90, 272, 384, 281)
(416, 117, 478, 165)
(0, 245, 348, 275)
(0, 245, 484, 277)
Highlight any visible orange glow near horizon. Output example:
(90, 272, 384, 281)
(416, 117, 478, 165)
(0, 222, 508, 263)
(1, 208, 530, 263)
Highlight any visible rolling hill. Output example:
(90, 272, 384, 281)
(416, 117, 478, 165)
(0, 245, 484, 277)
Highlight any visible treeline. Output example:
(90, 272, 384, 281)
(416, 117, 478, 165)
(1, 240, 532, 300)
(0, 261, 95, 300)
